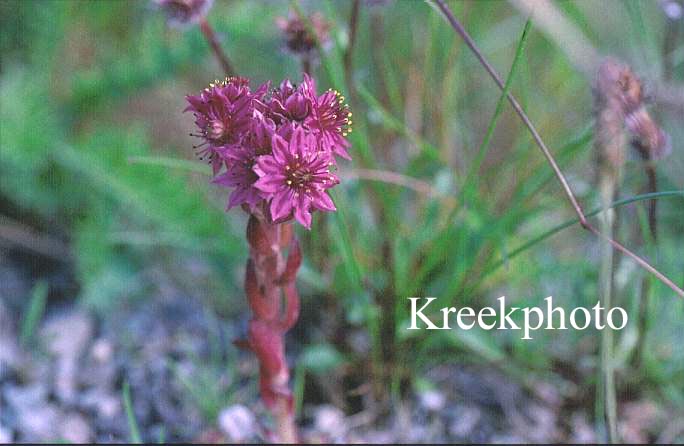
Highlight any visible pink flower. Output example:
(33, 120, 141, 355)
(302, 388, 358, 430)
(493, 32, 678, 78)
(213, 145, 262, 210)
(302, 74, 352, 160)
(213, 111, 276, 210)
(185, 77, 266, 174)
(269, 79, 313, 124)
(185, 74, 350, 229)
(254, 127, 338, 229)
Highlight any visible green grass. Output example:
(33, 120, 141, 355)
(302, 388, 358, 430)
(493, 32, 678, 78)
(20, 281, 49, 346)
(122, 380, 143, 444)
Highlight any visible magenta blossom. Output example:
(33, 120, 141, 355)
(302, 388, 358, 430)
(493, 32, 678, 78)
(254, 127, 338, 229)
(269, 79, 312, 124)
(213, 111, 276, 210)
(185, 77, 266, 174)
(186, 74, 349, 228)
(300, 74, 352, 159)
(213, 145, 262, 210)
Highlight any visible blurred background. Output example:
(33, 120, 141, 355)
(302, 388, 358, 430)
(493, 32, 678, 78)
(1, 0, 683, 443)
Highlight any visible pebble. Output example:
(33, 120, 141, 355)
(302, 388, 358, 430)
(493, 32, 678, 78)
(313, 405, 347, 439)
(42, 310, 94, 403)
(59, 412, 94, 443)
(418, 389, 446, 412)
(0, 425, 13, 443)
(16, 405, 60, 441)
(449, 405, 481, 438)
(217, 404, 256, 442)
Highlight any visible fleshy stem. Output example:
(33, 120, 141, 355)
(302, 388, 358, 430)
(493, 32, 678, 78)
(199, 18, 236, 77)
(431, 0, 684, 299)
(244, 210, 301, 443)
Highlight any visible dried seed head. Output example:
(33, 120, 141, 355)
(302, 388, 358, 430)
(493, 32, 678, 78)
(593, 58, 670, 180)
(155, 0, 213, 27)
(275, 12, 331, 56)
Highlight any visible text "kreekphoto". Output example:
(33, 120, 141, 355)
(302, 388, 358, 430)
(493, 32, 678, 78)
(407, 296, 628, 340)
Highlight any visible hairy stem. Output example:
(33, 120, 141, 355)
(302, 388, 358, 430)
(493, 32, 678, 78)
(245, 213, 300, 443)
(199, 18, 236, 77)
(430, 0, 684, 299)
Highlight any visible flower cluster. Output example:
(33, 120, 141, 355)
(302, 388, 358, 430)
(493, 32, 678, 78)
(185, 75, 352, 229)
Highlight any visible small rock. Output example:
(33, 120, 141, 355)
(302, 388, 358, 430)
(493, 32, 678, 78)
(620, 400, 662, 444)
(59, 412, 93, 443)
(42, 310, 93, 358)
(217, 404, 256, 442)
(418, 389, 446, 412)
(313, 405, 347, 439)
(81, 389, 121, 419)
(525, 403, 559, 442)
(16, 405, 60, 441)
(4, 383, 48, 412)
(91, 338, 114, 363)
(0, 425, 13, 443)
(570, 412, 596, 443)
(449, 405, 481, 438)
(42, 310, 94, 403)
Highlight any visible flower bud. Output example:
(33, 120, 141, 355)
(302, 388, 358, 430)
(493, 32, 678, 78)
(275, 12, 330, 56)
(155, 0, 213, 27)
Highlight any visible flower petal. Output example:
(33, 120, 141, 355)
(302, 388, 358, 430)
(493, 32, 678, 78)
(270, 189, 293, 221)
(255, 155, 281, 176)
(311, 190, 336, 212)
(254, 174, 285, 193)
(271, 134, 289, 164)
(293, 194, 313, 229)
(290, 126, 306, 156)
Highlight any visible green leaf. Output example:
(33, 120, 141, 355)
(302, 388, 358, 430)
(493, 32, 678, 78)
(20, 281, 49, 346)
(300, 343, 346, 375)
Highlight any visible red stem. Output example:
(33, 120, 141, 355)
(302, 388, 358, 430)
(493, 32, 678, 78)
(199, 18, 236, 77)
(244, 213, 299, 443)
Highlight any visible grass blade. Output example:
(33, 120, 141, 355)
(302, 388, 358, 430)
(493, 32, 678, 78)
(484, 191, 684, 277)
(20, 281, 48, 346)
(122, 380, 143, 444)
(461, 16, 533, 199)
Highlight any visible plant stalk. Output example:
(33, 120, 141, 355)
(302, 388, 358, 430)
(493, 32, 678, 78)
(633, 161, 658, 369)
(598, 177, 619, 443)
(199, 18, 236, 77)
(244, 212, 301, 443)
